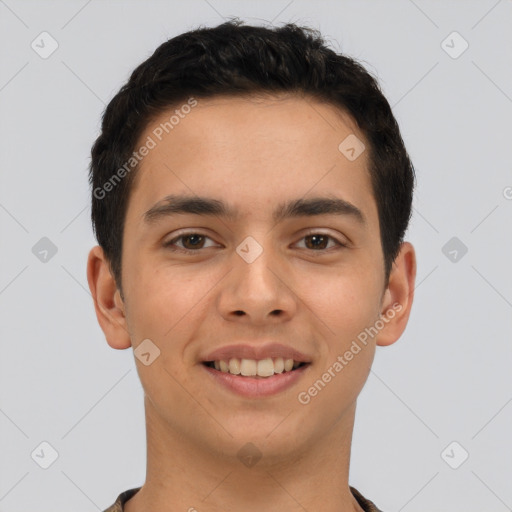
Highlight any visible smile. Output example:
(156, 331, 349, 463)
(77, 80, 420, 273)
(203, 357, 307, 378)
(201, 359, 311, 398)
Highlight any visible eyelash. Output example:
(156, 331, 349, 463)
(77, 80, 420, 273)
(163, 231, 347, 254)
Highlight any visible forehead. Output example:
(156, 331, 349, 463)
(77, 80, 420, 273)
(128, 94, 376, 225)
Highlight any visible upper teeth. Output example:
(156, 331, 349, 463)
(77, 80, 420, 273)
(213, 358, 301, 377)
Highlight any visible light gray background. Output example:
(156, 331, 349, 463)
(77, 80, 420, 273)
(1, 1, 511, 511)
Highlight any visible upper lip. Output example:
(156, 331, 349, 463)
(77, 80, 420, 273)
(202, 343, 312, 363)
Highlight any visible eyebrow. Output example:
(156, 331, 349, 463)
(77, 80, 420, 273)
(143, 194, 366, 225)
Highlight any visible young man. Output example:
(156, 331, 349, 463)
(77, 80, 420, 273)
(87, 19, 416, 512)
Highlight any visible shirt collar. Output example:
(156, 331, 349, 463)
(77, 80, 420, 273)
(103, 485, 383, 511)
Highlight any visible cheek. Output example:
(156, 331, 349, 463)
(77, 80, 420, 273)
(295, 270, 380, 416)
(300, 266, 382, 342)
(124, 266, 206, 402)
(124, 260, 217, 342)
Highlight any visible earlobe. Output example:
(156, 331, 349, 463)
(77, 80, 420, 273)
(376, 242, 417, 347)
(86, 245, 132, 350)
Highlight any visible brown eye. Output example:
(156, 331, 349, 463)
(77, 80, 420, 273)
(304, 234, 330, 250)
(296, 233, 345, 251)
(164, 232, 217, 253)
(181, 234, 205, 249)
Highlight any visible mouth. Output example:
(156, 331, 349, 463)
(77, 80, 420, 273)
(199, 343, 313, 397)
(201, 357, 311, 398)
(202, 358, 310, 378)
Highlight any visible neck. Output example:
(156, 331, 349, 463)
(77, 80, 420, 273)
(125, 397, 364, 512)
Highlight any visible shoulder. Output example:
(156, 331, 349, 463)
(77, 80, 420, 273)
(350, 486, 384, 512)
(102, 487, 141, 512)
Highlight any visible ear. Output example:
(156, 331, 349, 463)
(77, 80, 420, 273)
(375, 241, 417, 347)
(86, 245, 132, 349)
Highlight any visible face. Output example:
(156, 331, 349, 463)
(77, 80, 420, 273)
(90, 93, 415, 463)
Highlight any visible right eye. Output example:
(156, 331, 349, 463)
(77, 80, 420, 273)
(162, 232, 220, 253)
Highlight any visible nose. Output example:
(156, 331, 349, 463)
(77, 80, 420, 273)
(216, 240, 297, 325)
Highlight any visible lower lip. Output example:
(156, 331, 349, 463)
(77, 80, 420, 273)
(202, 363, 310, 398)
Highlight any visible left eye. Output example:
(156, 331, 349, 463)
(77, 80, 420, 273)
(295, 233, 344, 251)
(164, 232, 345, 253)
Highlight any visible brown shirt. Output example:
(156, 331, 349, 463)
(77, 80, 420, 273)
(103, 486, 383, 511)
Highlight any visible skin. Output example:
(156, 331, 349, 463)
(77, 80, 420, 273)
(87, 93, 416, 512)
